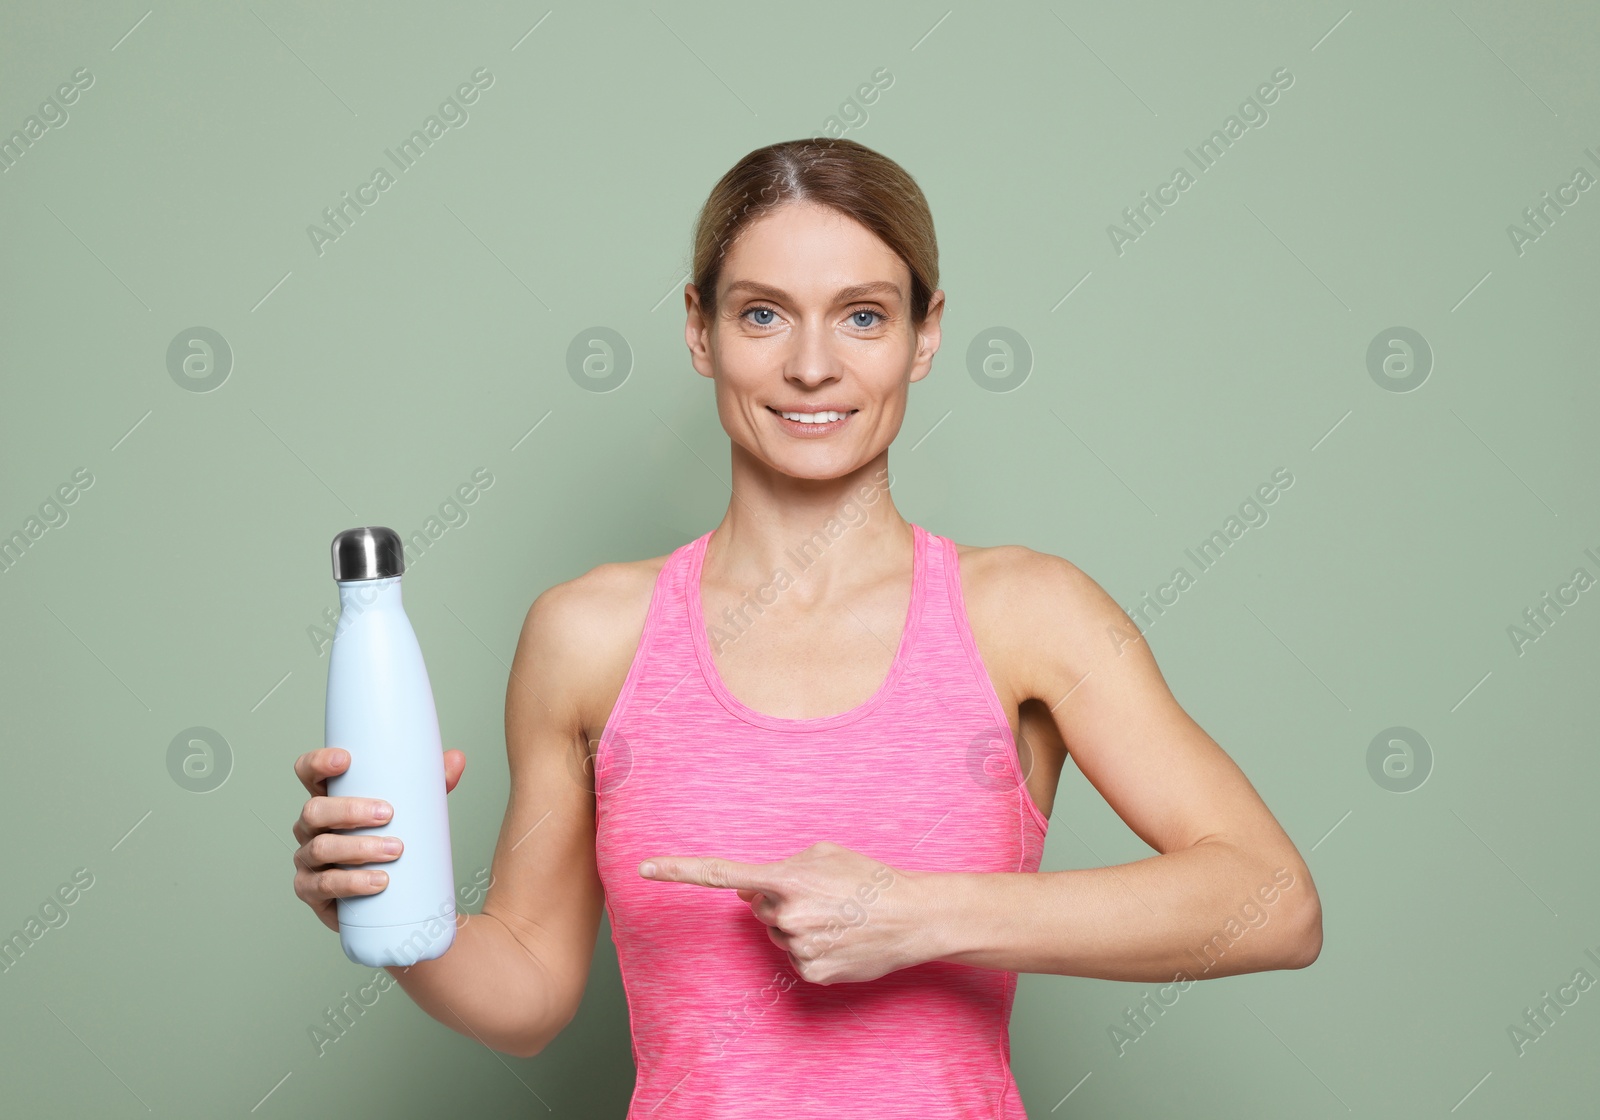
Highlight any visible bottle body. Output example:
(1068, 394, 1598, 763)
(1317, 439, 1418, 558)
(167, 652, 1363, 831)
(324, 576, 456, 966)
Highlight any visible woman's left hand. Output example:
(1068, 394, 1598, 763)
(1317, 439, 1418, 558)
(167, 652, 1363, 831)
(639, 841, 931, 984)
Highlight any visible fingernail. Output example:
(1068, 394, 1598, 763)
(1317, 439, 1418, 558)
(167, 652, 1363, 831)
(640, 862, 657, 878)
(380, 839, 401, 855)
(372, 802, 391, 820)
(333, 750, 349, 767)
(368, 871, 386, 887)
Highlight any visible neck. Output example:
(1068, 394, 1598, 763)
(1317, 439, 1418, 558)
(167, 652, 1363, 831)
(703, 444, 907, 597)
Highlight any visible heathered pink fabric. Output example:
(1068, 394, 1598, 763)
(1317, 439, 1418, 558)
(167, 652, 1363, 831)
(594, 522, 1049, 1119)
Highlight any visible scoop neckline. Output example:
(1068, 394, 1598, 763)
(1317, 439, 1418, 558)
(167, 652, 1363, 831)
(686, 522, 927, 732)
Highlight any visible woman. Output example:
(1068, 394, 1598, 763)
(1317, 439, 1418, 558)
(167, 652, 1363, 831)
(292, 138, 1322, 1116)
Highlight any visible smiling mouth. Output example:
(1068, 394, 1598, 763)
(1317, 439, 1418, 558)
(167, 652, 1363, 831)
(766, 406, 859, 425)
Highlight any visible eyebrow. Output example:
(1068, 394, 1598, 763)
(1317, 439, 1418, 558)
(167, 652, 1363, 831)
(722, 279, 904, 304)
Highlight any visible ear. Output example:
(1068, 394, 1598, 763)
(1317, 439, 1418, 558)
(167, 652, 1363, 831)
(908, 289, 945, 385)
(685, 283, 716, 380)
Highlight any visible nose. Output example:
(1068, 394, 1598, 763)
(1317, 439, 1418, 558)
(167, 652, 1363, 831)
(785, 318, 839, 390)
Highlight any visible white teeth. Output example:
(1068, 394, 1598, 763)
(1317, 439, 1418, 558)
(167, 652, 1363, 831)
(779, 410, 844, 424)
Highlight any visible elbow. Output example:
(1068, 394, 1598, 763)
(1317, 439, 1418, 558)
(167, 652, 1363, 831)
(469, 1015, 555, 1060)
(504, 993, 581, 1060)
(1283, 893, 1323, 970)
(497, 1024, 548, 1060)
(498, 1022, 556, 1060)
(502, 1037, 546, 1061)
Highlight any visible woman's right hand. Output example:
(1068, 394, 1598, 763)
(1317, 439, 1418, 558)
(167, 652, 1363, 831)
(291, 747, 468, 933)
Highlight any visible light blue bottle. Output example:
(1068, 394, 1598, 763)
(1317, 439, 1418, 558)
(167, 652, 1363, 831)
(324, 526, 456, 966)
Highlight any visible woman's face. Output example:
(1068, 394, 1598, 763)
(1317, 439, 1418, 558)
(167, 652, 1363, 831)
(686, 200, 943, 482)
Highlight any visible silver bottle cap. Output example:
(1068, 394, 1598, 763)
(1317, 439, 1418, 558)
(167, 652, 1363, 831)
(330, 526, 404, 582)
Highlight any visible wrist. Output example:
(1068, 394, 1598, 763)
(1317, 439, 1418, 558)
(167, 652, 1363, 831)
(904, 867, 970, 966)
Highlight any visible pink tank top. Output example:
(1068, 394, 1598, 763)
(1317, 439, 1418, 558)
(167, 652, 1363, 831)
(594, 522, 1049, 1118)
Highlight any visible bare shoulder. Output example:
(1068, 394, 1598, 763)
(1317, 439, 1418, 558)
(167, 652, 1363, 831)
(952, 540, 1112, 625)
(513, 552, 670, 738)
(952, 540, 1144, 701)
(522, 553, 667, 644)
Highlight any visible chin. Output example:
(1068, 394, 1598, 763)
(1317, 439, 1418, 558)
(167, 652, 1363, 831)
(775, 459, 854, 482)
(755, 446, 859, 482)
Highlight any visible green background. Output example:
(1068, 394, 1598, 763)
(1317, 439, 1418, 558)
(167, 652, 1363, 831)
(2, 1, 1597, 1115)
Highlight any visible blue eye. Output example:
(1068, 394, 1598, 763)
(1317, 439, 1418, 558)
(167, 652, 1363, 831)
(741, 305, 884, 328)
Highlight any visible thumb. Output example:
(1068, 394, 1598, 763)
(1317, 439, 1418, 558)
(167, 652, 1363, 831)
(444, 749, 466, 793)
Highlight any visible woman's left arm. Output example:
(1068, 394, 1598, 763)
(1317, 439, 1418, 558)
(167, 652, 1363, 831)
(636, 548, 1322, 986)
(912, 547, 1323, 982)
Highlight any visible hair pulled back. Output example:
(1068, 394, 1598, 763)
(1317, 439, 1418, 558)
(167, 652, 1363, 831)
(691, 138, 939, 327)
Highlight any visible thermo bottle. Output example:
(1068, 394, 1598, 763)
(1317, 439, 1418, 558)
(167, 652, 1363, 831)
(323, 526, 456, 966)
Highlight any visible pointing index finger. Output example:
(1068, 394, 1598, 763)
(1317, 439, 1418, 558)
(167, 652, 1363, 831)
(640, 856, 786, 895)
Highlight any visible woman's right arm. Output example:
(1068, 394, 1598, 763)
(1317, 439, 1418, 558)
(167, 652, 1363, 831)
(293, 569, 646, 1058)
